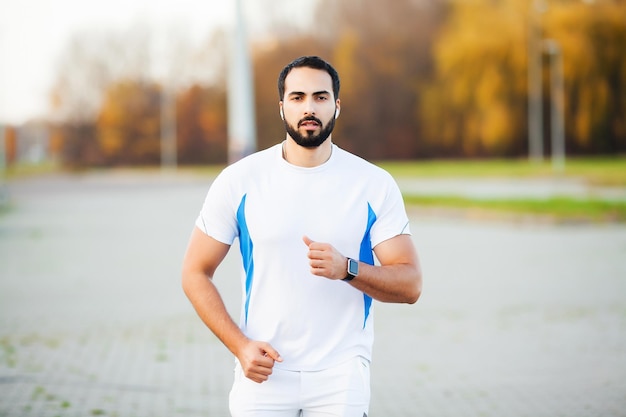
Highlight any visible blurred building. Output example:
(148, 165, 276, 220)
(13, 121, 51, 165)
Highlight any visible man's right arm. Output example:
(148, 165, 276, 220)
(181, 227, 282, 383)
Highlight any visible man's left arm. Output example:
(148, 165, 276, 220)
(303, 234, 422, 304)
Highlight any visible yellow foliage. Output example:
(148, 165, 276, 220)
(426, 0, 529, 155)
(481, 103, 512, 151)
(543, 0, 626, 150)
(96, 80, 161, 163)
(333, 29, 362, 99)
(423, 0, 625, 155)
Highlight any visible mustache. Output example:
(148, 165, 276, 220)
(298, 116, 323, 127)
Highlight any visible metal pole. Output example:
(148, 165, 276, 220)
(528, 0, 545, 162)
(160, 87, 177, 171)
(227, 0, 256, 164)
(544, 40, 565, 173)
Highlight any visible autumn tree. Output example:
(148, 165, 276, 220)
(246, 0, 445, 160)
(97, 81, 161, 165)
(421, 0, 626, 158)
(50, 26, 154, 166)
(51, 23, 223, 166)
(2, 126, 17, 165)
(543, 0, 626, 154)
(51, 26, 153, 124)
(177, 85, 228, 164)
(48, 0, 625, 167)
(419, 0, 529, 157)
(315, 0, 446, 160)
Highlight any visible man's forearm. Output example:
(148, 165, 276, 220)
(348, 262, 422, 304)
(182, 273, 248, 355)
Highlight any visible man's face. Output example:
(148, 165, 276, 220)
(280, 67, 340, 148)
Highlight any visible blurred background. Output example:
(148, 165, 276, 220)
(1, 0, 624, 169)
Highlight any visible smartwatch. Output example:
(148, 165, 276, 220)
(343, 258, 359, 281)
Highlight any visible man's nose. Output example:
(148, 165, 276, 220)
(303, 98, 315, 115)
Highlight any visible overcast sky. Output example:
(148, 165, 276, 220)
(0, 0, 249, 125)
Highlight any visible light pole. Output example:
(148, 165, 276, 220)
(227, 0, 256, 164)
(160, 86, 177, 171)
(527, 0, 546, 163)
(156, 28, 186, 173)
(544, 39, 565, 173)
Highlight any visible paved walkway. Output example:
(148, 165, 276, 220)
(1, 172, 625, 417)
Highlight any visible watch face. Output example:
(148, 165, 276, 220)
(348, 258, 359, 276)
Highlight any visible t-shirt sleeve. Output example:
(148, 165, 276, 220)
(369, 173, 411, 248)
(194, 171, 240, 245)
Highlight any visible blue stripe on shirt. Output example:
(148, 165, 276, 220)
(236, 194, 254, 326)
(360, 203, 376, 328)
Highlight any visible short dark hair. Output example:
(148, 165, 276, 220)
(278, 56, 340, 101)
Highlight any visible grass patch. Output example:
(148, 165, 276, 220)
(5, 156, 626, 185)
(4, 157, 624, 221)
(0, 337, 17, 367)
(404, 194, 626, 222)
(377, 156, 626, 186)
(5, 160, 62, 179)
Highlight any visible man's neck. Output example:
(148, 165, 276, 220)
(282, 137, 333, 168)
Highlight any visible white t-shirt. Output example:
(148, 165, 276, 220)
(195, 142, 411, 371)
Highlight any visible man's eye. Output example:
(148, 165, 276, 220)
(317, 96, 328, 101)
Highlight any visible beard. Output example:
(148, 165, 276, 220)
(284, 115, 336, 148)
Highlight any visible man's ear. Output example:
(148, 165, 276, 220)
(279, 102, 284, 120)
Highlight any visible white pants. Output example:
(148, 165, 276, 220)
(229, 356, 371, 417)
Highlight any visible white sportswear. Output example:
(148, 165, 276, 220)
(195, 142, 411, 371)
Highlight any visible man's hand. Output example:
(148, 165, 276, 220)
(237, 339, 283, 383)
(303, 234, 422, 304)
(302, 235, 348, 280)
